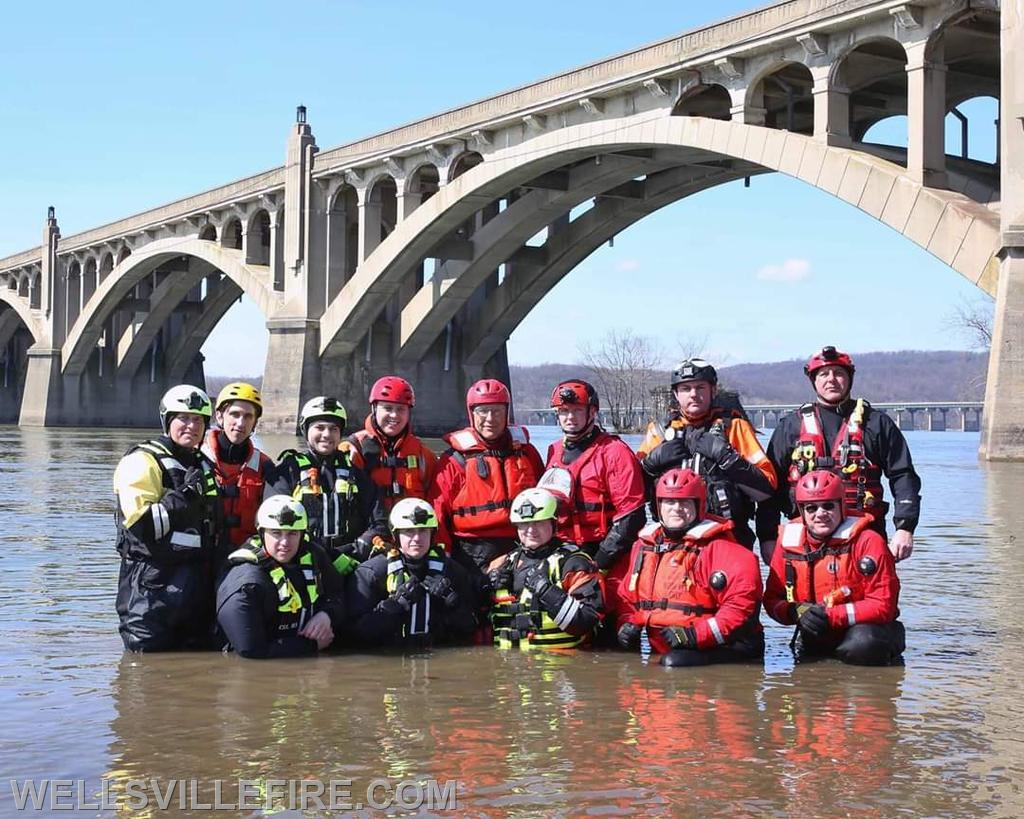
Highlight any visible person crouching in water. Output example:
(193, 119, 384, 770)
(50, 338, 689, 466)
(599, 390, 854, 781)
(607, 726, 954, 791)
(347, 498, 479, 648)
(488, 488, 604, 650)
(764, 470, 904, 665)
(615, 469, 764, 667)
(216, 497, 346, 659)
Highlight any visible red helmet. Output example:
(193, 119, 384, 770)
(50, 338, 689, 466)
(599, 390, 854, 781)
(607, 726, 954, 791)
(794, 470, 844, 511)
(655, 468, 707, 519)
(370, 376, 415, 407)
(804, 346, 855, 379)
(466, 379, 511, 413)
(550, 379, 599, 410)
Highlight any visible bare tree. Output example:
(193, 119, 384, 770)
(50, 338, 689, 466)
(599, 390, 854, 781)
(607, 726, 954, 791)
(579, 329, 664, 432)
(946, 296, 994, 350)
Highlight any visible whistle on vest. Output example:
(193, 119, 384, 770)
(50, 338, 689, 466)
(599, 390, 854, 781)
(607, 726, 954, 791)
(822, 586, 852, 608)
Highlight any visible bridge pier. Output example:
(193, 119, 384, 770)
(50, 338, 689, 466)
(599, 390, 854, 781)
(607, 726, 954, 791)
(981, 0, 1024, 460)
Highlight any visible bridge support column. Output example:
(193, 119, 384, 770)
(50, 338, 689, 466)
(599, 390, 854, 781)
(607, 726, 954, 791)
(261, 318, 322, 435)
(982, 0, 1024, 460)
(905, 44, 947, 188)
(811, 65, 851, 147)
(18, 347, 62, 426)
(982, 251, 1024, 458)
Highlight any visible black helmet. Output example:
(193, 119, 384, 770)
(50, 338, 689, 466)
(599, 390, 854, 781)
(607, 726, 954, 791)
(671, 358, 717, 387)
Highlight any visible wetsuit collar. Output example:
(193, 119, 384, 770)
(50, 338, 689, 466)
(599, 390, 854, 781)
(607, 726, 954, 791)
(216, 430, 250, 464)
(816, 397, 856, 414)
(520, 539, 561, 560)
(161, 435, 198, 462)
(563, 423, 600, 449)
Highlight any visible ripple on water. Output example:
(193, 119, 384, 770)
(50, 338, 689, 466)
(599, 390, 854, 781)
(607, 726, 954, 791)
(2, 427, 1024, 815)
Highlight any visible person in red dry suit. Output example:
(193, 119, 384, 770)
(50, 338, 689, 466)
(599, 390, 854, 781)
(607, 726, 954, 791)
(614, 468, 764, 667)
(764, 469, 905, 665)
(429, 378, 544, 575)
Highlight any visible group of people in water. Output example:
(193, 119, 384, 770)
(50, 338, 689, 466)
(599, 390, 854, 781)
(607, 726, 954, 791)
(113, 345, 920, 666)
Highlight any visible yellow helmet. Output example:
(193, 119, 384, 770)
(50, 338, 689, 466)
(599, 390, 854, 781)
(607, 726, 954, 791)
(216, 382, 263, 418)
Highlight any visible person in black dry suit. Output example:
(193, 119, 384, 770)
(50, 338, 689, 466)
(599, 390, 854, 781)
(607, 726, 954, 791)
(216, 496, 346, 659)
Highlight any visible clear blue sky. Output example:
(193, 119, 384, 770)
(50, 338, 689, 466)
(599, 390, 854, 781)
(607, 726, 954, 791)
(0, 1, 995, 375)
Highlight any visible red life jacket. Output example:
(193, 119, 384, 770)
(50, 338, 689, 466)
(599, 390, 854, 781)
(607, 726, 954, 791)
(347, 416, 433, 513)
(443, 425, 538, 539)
(624, 518, 733, 652)
(776, 514, 875, 609)
(202, 430, 271, 548)
(540, 431, 620, 545)
(789, 400, 886, 520)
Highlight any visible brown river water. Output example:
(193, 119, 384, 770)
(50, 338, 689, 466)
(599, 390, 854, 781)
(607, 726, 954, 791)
(1, 425, 1023, 817)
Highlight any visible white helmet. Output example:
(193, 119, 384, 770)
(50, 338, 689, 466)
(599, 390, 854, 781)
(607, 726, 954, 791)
(389, 498, 438, 531)
(159, 384, 212, 433)
(256, 496, 308, 531)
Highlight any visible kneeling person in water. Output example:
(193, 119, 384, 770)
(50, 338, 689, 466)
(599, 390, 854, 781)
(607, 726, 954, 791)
(615, 469, 764, 667)
(347, 498, 479, 648)
(764, 470, 905, 666)
(488, 488, 604, 650)
(217, 497, 346, 659)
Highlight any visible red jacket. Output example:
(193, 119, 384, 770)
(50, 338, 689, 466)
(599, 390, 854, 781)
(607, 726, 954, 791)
(429, 426, 544, 548)
(616, 519, 763, 653)
(764, 515, 900, 629)
(542, 432, 646, 546)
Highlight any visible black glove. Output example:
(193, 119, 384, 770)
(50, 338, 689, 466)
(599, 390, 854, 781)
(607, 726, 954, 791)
(617, 622, 642, 649)
(391, 578, 425, 611)
(487, 562, 513, 593)
(593, 548, 616, 572)
(181, 467, 206, 499)
(524, 564, 569, 615)
(661, 626, 697, 650)
(421, 574, 459, 608)
(523, 564, 550, 597)
(797, 604, 830, 638)
(691, 428, 736, 468)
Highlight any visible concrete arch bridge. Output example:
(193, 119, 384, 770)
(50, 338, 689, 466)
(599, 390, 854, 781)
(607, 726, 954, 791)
(1, 0, 1021, 458)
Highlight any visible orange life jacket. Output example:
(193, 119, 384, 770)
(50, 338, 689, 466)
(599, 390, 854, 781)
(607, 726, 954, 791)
(347, 417, 433, 513)
(202, 429, 271, 548)
(444, 426, 537, 537)
(625, 518, 733, 634)
(789, 401, 886, 520)
(777, 514, 875, 607)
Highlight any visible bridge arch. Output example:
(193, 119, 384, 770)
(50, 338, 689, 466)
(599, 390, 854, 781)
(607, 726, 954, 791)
(62, 236, 277, 376)
(0, 290, 45, 345)
(318, 111, 1000, 360)
(672, 83, 731, 119)
(832, 37, 909, 143)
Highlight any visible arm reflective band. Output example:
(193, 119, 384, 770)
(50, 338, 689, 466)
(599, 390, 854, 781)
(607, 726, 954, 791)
(169, 531, 202, 550)
(151, 504, 170, 539)
(553, 596, 581, 630)
(708, 616, 725, 645)
(845, 603, 857, 626)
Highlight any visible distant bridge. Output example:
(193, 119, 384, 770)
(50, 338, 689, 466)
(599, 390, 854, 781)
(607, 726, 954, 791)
(521, 401, 984, 432)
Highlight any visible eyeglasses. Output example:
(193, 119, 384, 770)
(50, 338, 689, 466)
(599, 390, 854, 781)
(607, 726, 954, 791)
(172, 414, 205, 427)
(802, 501, 838, 514)
(472, 406, 506, 417)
